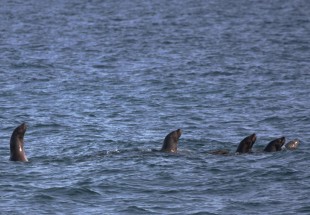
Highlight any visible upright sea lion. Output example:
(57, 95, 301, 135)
(263, 137, 285, 152)
(284, 139, 300, 150)
(236, 133, 257, 153)
(160, 129, 182, 153)
(209, 133, 256, 155)
(10, 123, 28, 162)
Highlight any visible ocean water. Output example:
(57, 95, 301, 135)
(0, 0, 310, 214)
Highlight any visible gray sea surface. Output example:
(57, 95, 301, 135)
(0, 0, 310, 214)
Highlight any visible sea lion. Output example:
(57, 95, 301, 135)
(160, 129, 182, 153)
(263, 137, 285, 152)
(284, 139, 300, 150)
(209, 149, 230, 155)
(10, 123, 28, 162)
(209, 133, 256, 155)
(236, 133, 257, 153)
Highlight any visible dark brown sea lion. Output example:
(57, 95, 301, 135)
(263, 137, 285, 152)
(10, 123, 28, 162)
(235, 133, 257, 154)
(160, 129, 182, 153)
(284, 139, 300, 150)
(210, 133, 256, 155)
(209, 149, 230, 155)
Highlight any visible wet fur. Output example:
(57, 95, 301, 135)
(263, 137, 285, 152)
(285, 139, 300, 150)
(160, 129, 182, 153)
(235, 133, 257, 153)
(10, 123, 28, 162)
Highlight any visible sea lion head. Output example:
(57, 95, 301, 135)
(264, 136, 285, 152)
(236, 133, 256, 153)
(160, 129, 182, 153)
(285, 139, 300, 150)
(14, 123, 27, 139)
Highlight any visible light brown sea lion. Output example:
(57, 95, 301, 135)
(160, 129, 182, 153)
(10, 123, 28, 162)
(284, 139, 300, 150)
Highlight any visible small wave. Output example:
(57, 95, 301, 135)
(40, 186, 101, 197)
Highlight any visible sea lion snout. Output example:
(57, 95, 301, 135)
(176, 129, 182, 137)
(19, 123, 27, 132)
(21, 123, 27, 129)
